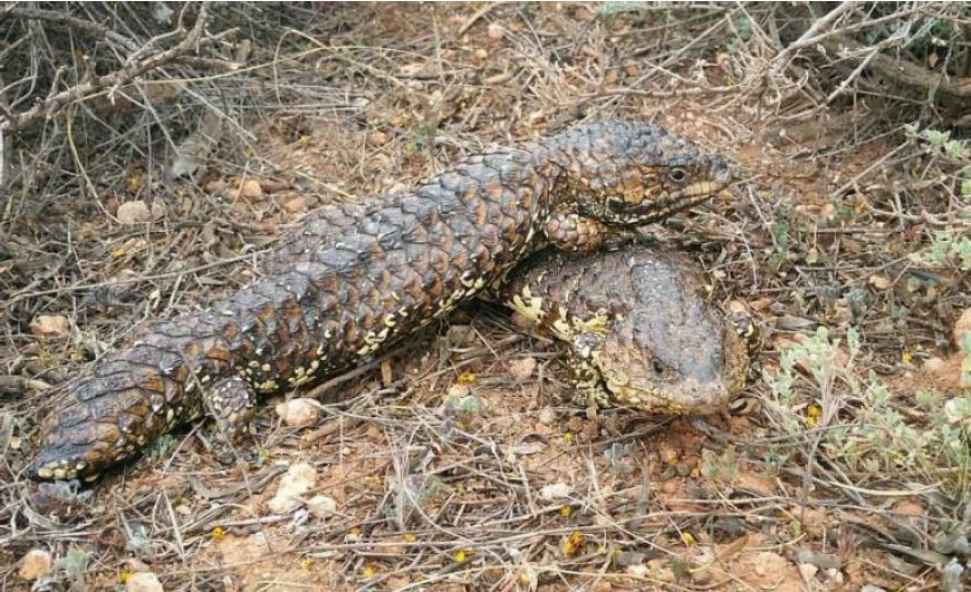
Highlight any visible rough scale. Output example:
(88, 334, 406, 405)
(33, 121, 732, 481)
(499, 244, 750, 415)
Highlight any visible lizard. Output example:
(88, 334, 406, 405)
(32, 120, 732, 481)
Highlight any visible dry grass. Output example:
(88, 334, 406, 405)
(2, 3, 970, 591)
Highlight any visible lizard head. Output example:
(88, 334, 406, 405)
(595, 313, 749, 415)
(501, 245, 751, 416)
(562, 121, 734, 225)
(593, 250, 749, 414)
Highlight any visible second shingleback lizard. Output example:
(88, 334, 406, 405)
(33, 120, 732, 481)
(499, 244, 750, 416)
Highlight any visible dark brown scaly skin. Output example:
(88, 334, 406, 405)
(499, 245, 750, 414)
(33, 120, 732, 481)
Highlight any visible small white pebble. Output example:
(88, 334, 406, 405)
(626, 564, 648, 578)
(238, 179, 263, 199)
(205, 178, 228, 194)
(126, 572, 164, 592)
(537, 407, 557, 425)
(307, 495, 338, 519)
(275, 398, 320, 428)
(116, 201, 154, 224)
(283, 196, 308, 214)
(539, 483, 572, 500)
(268, 462, 317, 514)
(29, 315, 70, 337)
(798, 563, 819, 581)
(508, 356, 537, 382)
(18, 549, 52, 581)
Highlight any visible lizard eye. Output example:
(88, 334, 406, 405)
(669, 168, 688, 183)
(652, 358, 666, 374)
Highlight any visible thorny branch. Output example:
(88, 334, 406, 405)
(768, 2, 971, 124)
(0, 3, 226, 133)
(2, 6, 141, 52)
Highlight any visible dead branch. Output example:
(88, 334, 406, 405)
(3, 6, 141, 52)
(819, 32, 971, 99)
(0, 4, 225, 133)
(0, 71, 8, 191)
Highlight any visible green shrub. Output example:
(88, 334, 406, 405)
(766, 327, 971, 494)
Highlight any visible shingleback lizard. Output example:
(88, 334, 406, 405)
(499, 244, 750, 414)
(32, 120, 732, 481)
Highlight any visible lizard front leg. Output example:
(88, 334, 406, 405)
(566, 332, 613, 419)
(203, 376, 258, 462)
(543, 210, 636, 252)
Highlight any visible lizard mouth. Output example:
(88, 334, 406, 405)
(606, 186, 729, 225)
(605, 158, 735, 225)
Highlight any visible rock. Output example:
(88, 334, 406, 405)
(18, 549, 52, 580)
(268, 462, 317, 514)
(307, 495, 338, 518)
(239, 179, 263, 199)
(752, 551, 787, 577)
(275, 398, 320, 428)
(205, 178, 228, 194)
(659, 479, 679, 495)
(282, 196, 308, 214)
(798, 563, 818, 580)
(925, 354, 967, 391)
(539, 483, 572, 500)
(510, 434, 547, 456)
(126, 572, 163, 592)
(892, 499, 924, 518)
(368, 131, 389, 146)
(117, 200, 153, 224)
(868, 274, 892, 290)
(626, 563, 648, 578)
(30, 315, 70, 337)
(824, 568, 844, 586)
(538, 407, 557, 425)
(508, 357, 537, 381)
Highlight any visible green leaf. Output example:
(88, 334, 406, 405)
(944, 140, 968, 160)
(923, 129, 949, 146)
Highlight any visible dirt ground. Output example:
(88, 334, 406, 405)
(2, 3, 970, 591)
